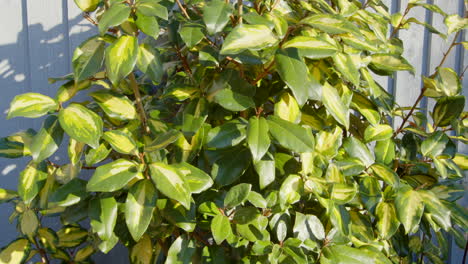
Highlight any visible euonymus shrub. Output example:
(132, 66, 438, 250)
(0, 0, 467, 263)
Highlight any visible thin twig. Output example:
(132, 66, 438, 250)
(390, 5, 411, 38)
(250, 61, 275, 85)
(176, 0, 191, 19)
(393, 29, 462, 137)
(33, 238, 50, 264)
(83, 13, 98, 26)
(460, 65, 468, 80)
(129, 73, 150, 134)
(237, 0, 243, 24)
(174, 45, 193, 76)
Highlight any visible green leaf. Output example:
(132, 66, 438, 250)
(211, 147, 251, 186)
(224, 183, 252, 208)
(30, 115, 63, 163)
(275, 48, 320, 106)
(282, 35, 338, 59)
(58, 103, 103, 149)
(279, 175, 303, 206)
(18, 162, 47, 204)
(87, 159, 143, 192)
(49, 178, 87, 207)
(375, 201, 400, 239)
(332, 53, 360, 87)
(275, 92, 301, 124)
(73, 36, 105, 82)
(7, 93, 58, 119)
(247, 117, 270, 162)
(444, 14, 468, 35)
(375, 139, 395, 165)
(98, 3, 131, 35)
(330, 183, 357, 204)
(322, 82, 350, 129)
(267, 116, 314, 153)
(220, 24, 278, 55)
(137, 43, 163, 84)
(173, 162, 213, 194)
(206, 120, 247, 149)
(350, 92, 380, 125)
(179, 23, 205, 48)
(105, 35, 138, 85)
(254, 152, 275, 190)
(0, 189, 18, 203)
(103, 130, 139, 156)
(364, 124, 393, 142)
(432, 96, 465, 127)
(85, 143, 111, 166)
(20, 209, 39, 237)
(89, 196, 118, 241)
(203, 0, 233, 35)
(418, 190, 451, 231)
(301, 14, 361, 36)
(0, 238, 30, 264)
(421, 131, 449, 157)
(321, 245, 387, 264)
(90, 90, 137, 121)
(166, 235, 196, 264)
(343, 137, 374, 167)
(293, 212, 325, 241)
(145, 129, 181, 152)
(213, 88, 255, 111)
(369, 54, 414, 75)
(137, 0, 168, 20)
(135, 11, 160, 39)
(149, 163, 192, 210)
(130, 234, 153, 264)
(74, 0, 100, 12)
(57, 226, 88, 248)
(395, 185, 424, 234)
(211, 214, 232, 245)
(315, 126, 342, 158)
(370, 163, 399, 186)
(435, 68, 462, 96)
(0, 137, 24, 159)
(125, 179, 157, 241)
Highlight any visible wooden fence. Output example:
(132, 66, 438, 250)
(0, 0, 465, 262)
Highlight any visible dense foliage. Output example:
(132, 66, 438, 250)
(0, 0, 467, 263)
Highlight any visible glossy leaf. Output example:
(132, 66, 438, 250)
(125, 180, 157, 241)
(211, 214, 232, 245)
(203, 0, 233, 35)
(206, 120, 247, 149)
(395, 185, 424, 234)
(89, 196, 118, 241)
(282, 35, 338, 59)
(7, 93, 58, 119)
(103, 130, 139, 155)
(30, 115, 63, 163)
(18, 162, 47, 204)
(224, 183, 251, 208)
(149, 163, 192, 209)
(220, 24, 277, 55)
(247, 117, 270, 162)
(87, 159, 143, 192)
(302, 14, 361, 35)
(364, 124, 393, 142)
(73, 36, 105, 81)
(105, 35, 138, 85)
(267, 116, 314, 153)
(343, 137, 374, 167)
(173, 162, 213, 194)
(90, 90, 137, 121)
(137, 43, 163, 84)
(98, 3, 131, 35)
(322, 82, 350, 129)
(59, 103, 103, 149)
(74, 0, 99, 12)
(432, 96, 465, 127)
(0, 238, 30, 264)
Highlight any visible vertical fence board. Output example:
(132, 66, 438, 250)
(393, 0, 429, 129)
(0, 0, 30, 248)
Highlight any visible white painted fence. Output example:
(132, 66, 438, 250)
(0, 0, 465, 262)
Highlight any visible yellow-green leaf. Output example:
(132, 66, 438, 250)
(103, 130, 139, 156)
(74, 0, 99, 12)
(322, 82, 349, 129)
(149, 163, 192, 210)
(90, 90, 137, 121)
(59, 104, 103, 149)
(7, 93, 58, 119)
(0, 238, 30, 264)
(125, 180, 157, 241)
(105, 35, 138, 85)
(220, 24, 278, 55)
(87, 159, 143, 192)
(364, 124, 393, 142)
